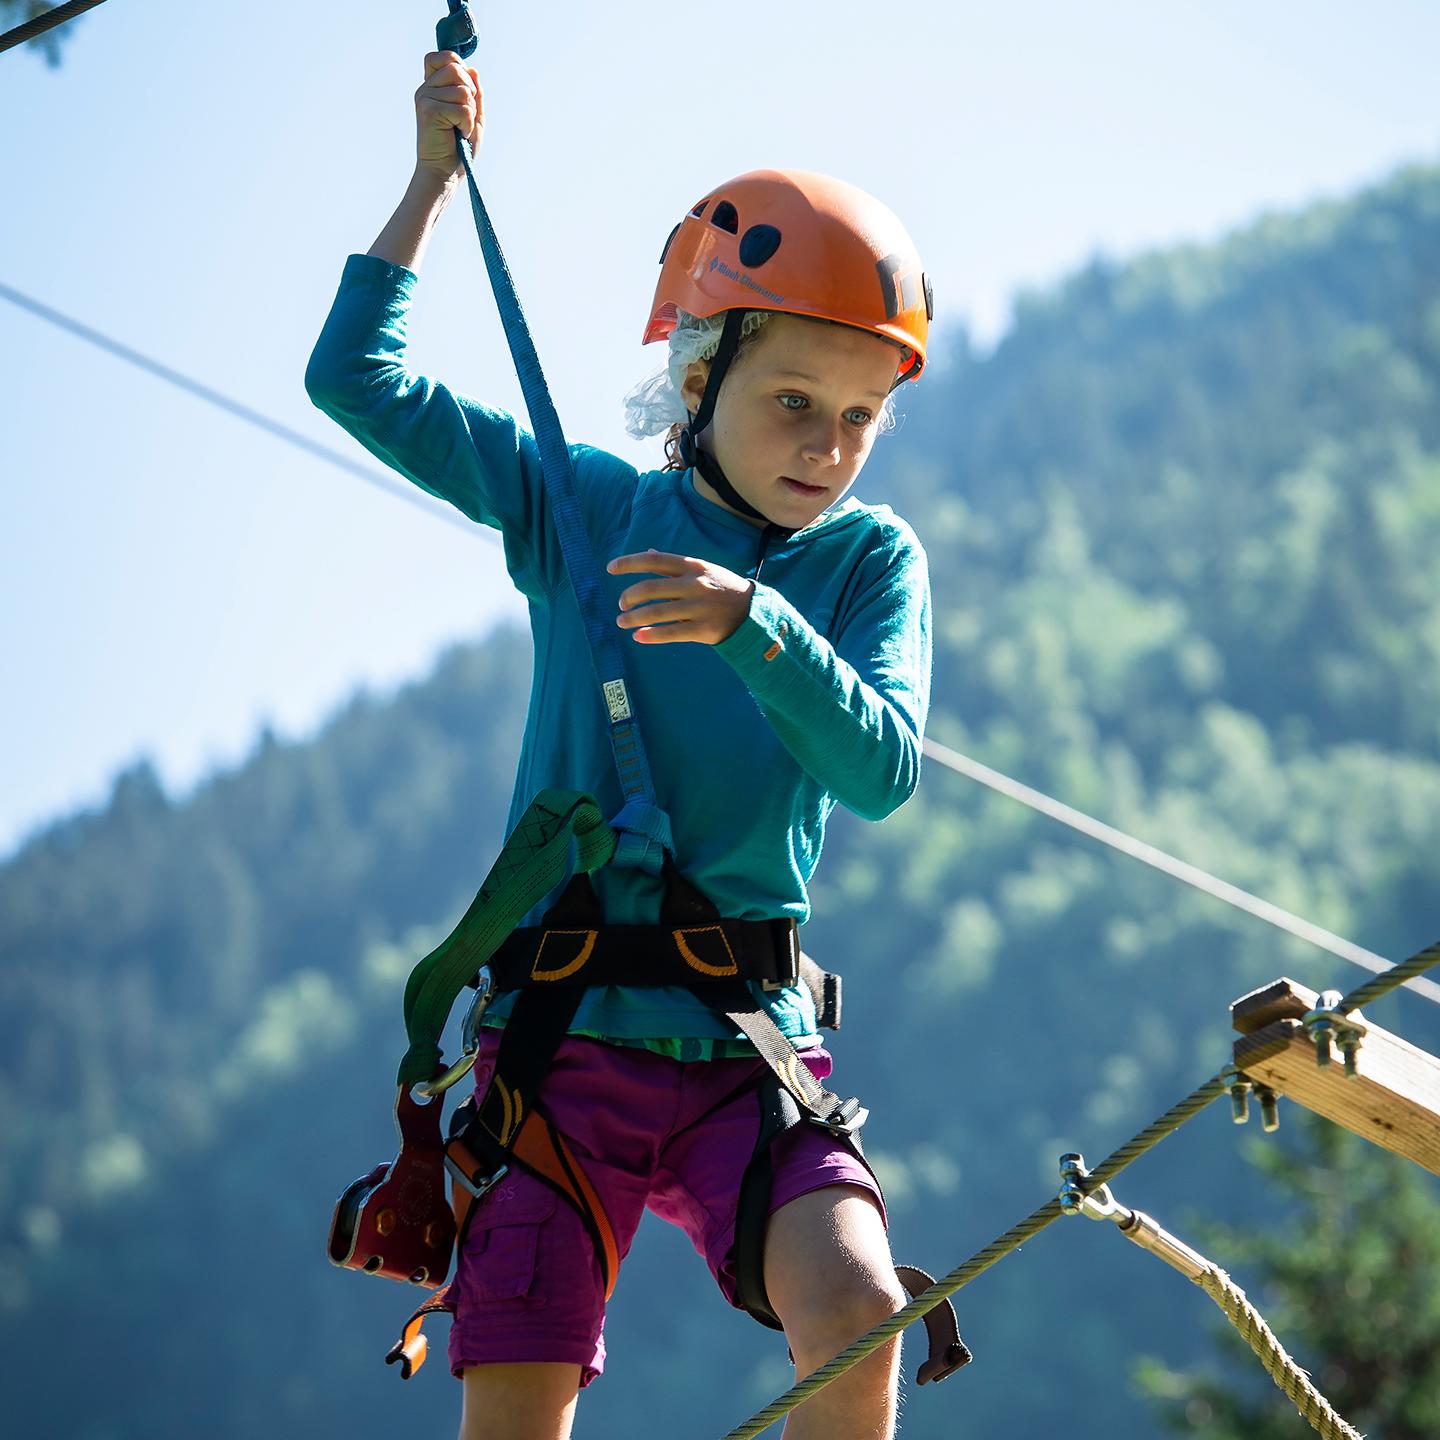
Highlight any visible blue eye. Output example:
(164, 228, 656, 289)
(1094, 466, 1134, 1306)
(845, 409, 874, 427)
(778, 393, 807, 411)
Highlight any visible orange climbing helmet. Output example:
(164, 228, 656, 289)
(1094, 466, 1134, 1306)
(644, 168, 933, 386)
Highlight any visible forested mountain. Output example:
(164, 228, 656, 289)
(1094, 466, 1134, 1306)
(3, 161, 1438, 1439)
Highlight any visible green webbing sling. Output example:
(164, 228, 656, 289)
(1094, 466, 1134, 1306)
(396, 790, 616, 1087)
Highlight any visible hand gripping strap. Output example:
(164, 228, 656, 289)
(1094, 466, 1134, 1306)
(397, 791, 616, 1087)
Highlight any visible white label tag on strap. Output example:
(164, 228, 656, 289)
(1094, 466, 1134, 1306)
(603, 679, 632, 724)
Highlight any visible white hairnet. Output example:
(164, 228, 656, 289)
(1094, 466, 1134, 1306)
(622, 310, 771, 440)
(622, 308, 900, 442)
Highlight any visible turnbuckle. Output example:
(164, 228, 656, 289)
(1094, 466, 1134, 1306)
(1057, 1154, 1211, 1283)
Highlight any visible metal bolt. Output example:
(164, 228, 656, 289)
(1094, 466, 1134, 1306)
(375, 1207, 397, 1237)
(1257, 1086, 1280, 1133)
(1229, 1077, 1251, 1125)
(1058, 1153, 1087, 1216)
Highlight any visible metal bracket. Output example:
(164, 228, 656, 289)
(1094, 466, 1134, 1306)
(1220, 1065, 1281, 1131)
(1301, 989, 1368, 1075)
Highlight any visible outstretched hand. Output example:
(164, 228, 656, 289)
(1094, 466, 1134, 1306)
(608, 551, 754, 645)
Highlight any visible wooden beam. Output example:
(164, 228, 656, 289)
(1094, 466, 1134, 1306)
(1230, 976, 1440, 1177)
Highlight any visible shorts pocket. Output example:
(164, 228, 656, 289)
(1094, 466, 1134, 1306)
(464, 1180, 559, 1303)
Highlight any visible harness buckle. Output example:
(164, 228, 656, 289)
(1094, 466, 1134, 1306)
(761, 919, 801, 991)
(444, 1154, 509, 1202)
(812, 1094, 869, 1140)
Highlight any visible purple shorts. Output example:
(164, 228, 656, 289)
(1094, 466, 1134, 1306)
(446, 1031, 883, 1384)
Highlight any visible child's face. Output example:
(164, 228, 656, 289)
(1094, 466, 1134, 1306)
(681, 314, 900, 530)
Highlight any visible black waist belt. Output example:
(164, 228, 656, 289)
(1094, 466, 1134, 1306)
(489, 915, 801, 992)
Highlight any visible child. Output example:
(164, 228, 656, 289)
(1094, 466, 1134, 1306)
(306, 50, 934, 1440)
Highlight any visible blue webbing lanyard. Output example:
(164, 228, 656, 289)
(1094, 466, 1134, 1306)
(436, 2, 672, 874)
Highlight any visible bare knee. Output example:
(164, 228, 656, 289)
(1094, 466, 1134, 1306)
(458, 1362, 582, 1440)
(784, 1267, 907, 1370)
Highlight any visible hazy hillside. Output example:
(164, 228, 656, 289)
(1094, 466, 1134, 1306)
(3, 161, 1438, 1439)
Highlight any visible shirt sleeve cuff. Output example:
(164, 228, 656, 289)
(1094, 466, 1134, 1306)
(712, 584, 807, 680)
(340, 251, 418, 299)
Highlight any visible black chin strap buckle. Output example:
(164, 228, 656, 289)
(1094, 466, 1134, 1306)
(677, 425, 697, 467)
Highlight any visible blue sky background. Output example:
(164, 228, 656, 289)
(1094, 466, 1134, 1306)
(2, 0, 1438, 859)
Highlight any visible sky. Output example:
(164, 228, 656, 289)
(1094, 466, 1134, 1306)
(2, 0, 1438, 860)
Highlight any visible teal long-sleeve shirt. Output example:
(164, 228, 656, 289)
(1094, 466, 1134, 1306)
(305, 254, 932, 1046)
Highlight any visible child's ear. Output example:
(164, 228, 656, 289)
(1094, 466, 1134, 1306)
(679, 358, 710, 414)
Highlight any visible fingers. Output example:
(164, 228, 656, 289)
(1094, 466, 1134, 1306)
(615, 577, 684, 611)
(616, 600, 692, 629)
(424, 50, 471, 80)
(629, 621, 705, 645)
(608, 550, 697, 578)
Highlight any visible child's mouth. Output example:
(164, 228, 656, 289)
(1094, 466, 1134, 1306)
(781, 476, 826, 497)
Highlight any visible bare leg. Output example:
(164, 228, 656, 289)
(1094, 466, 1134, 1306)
(457, 1363, 583, 1440)
(763, 1185, 907, 1440)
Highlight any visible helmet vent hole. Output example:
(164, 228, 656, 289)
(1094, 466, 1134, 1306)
(738, 225, 782, 268)
(710, 201, 739, 235)
(690, 200, 709, 218)
(659, 221, 681, 265)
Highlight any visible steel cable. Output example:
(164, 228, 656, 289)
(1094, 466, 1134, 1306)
(716, 1072, 1229, 1439)
(0, 0, 106, 56)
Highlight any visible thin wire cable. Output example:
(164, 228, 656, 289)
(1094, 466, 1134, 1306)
(0, 280, 496, 544)
(718, 1072, 1229, 1439)
(10, 280, 1431, 1010)
(0, 0, 105, 55)
(923, 736, 1440, 1006)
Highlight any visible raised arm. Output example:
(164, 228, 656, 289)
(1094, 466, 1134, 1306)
(368, 50, 483, 271)
(305, 53, 558, 590)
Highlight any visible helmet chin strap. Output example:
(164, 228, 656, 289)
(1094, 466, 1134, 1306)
(677, 310, 797, 576)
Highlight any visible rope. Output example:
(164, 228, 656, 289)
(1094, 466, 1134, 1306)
(922, 737, 1440, 1006)
(717, 1072, 1229, 1439)
(1337, 937, 1440, 1015)
(0, 0, 106, 56)
(1196, 1266, 1361, 1439)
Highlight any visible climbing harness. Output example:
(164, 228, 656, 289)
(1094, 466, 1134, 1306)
(329, 0, 967, 1388)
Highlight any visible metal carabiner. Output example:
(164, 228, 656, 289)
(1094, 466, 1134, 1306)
(414, 967, 495, 1099)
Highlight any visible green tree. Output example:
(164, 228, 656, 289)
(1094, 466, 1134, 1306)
(1135, 1117, 1440, 1439)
